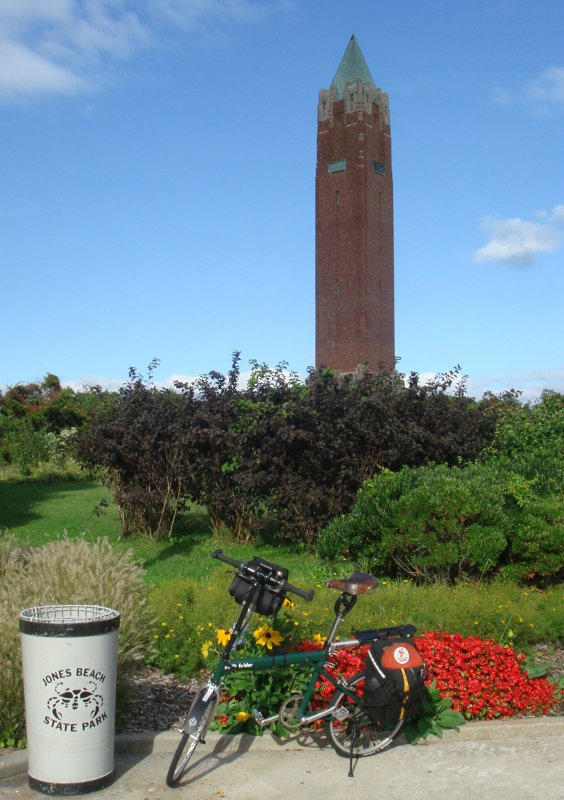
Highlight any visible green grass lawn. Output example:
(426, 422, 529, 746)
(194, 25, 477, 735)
(0, 480, 120, 542)
(0, 478, 336, 587)
(1, 478, 562, 651)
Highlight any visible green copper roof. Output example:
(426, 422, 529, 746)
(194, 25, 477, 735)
(330, 35, 376, 98)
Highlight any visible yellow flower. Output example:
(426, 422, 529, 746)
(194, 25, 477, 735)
(507, 630, 515, 638)
(201, 640, 212, 659)
(253, 624, 284, 650)
(283, 598, 295, 610)
(216, 628, 232, 647)
(313, 633, 325, 645)
(235, 711, 251, 723)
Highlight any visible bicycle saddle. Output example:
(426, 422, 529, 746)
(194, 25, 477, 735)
(326, 572, 376, 595)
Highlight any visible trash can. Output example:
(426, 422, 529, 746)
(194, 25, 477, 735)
(19, 604, 120, 795)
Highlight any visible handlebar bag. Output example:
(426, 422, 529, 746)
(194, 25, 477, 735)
(363, 637, 426, 725)
(229, 557, 289, 617)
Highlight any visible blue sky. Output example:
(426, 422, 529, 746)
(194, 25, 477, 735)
(1, 0, 563, 401)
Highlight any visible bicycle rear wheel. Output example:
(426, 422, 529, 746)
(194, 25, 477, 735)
(325, 671, 404, 757)
(166, 687, 217, 786)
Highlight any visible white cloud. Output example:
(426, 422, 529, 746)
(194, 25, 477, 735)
(549, 204, 564, 224)
(0, 0, 290, 103)
(0, 1, 149, 101)
(150, 0, 281, 29)
(474, 205, 564, 267)
(466, 366, 564, 403)
(0, 38, 87, 98)
(527, 66, 564, 108)
(493, 64, 564, 114)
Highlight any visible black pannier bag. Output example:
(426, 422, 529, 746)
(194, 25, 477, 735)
(363, 637, 426, 725)
(229, 557, 289, 617)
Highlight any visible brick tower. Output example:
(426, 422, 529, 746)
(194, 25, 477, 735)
(315, 35, 394, 372)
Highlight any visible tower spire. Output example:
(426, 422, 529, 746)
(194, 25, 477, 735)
(330, 35, 376, 99)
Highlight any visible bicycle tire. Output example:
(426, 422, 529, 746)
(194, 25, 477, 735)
(325, 671, 404, 758)
(166, 689, 216, 786)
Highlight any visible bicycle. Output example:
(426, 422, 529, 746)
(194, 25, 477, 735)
(166, 549, 421, 786)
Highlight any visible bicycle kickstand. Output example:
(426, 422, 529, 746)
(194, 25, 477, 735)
(348, 725, 360, 778)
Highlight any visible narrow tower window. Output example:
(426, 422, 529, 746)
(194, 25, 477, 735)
(328, 159, 347, 173)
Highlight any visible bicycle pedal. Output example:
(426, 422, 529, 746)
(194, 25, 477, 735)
(332, 706, 351, 721)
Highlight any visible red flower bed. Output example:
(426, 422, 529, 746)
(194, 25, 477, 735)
(298, 632, 560, 721)
(414, 631, 559, 720)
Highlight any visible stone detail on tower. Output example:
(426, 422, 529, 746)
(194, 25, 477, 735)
(315, 35, 394, 373)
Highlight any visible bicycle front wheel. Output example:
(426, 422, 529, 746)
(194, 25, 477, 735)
(325, 671, 404, 757)
(166, 687, 217, 786)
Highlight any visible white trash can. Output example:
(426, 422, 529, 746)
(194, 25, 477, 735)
(19, 605, 120, 795)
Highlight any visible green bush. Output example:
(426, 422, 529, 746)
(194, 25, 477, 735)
(0, 534, 154, 745)
(317, 461, 562, 584)
(488, 391, 564, 495)
(381, 463, 508, 582)
(503, 492, 564, 582)
(1, 419, 54, 474)
(316, 467, 417, 572)
(318, 464, 508, 581)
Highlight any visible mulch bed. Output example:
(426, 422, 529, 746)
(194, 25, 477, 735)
(116, 668, 200, 733)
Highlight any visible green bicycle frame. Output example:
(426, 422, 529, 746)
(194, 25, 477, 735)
(210, 641, 362, 726)
(206, 564, 365, 727)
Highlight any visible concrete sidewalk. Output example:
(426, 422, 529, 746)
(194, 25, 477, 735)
(1, 717, 563, 800)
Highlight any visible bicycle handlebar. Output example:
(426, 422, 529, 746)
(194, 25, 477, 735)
(283, 579, 315, 603)
(211, 549, 242, 569)
(211, 549, 314, 602)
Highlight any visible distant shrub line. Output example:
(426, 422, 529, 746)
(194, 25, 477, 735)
(2, 358, 562, 586)
(74, 355, 499, 545)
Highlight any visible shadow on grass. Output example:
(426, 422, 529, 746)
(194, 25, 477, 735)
(139, 509, 213, 573)
(173, 508, 212, 540)
(0, 479, 104, 533)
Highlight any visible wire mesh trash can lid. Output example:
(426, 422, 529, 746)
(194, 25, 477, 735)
(20, 605, 120, 637)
